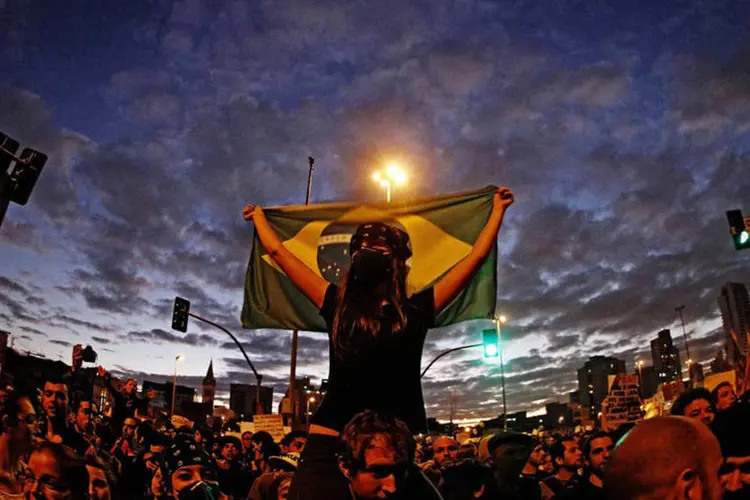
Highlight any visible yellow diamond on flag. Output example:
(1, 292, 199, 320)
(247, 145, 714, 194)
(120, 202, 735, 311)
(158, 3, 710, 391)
(262, 205, 472, 292)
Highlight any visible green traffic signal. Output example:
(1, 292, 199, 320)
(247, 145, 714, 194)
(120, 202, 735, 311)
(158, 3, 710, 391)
(482, 329, 499, 359)
(726, 210, 750, 251)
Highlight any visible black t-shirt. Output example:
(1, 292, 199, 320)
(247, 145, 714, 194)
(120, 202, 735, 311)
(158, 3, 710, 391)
(558, 477, 605, 500)
(311, 284, 435, 433)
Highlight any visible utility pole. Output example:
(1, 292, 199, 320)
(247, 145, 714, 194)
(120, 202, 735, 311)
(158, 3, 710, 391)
(289, 157, 316, 426)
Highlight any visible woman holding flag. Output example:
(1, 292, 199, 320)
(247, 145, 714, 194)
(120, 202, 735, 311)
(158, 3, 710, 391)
(243, 186, 514, 499)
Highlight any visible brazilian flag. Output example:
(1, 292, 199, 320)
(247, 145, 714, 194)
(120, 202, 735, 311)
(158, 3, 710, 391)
(241, 186, 498, 331)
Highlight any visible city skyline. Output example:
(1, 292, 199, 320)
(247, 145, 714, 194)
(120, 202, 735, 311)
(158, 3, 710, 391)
(1, 1, 750, 421)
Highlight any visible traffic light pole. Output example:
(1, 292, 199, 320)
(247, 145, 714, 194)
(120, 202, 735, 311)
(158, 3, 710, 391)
(420, 343, 482, 378)
(0, 170, 10, 231)
(187, 312, 264, 414)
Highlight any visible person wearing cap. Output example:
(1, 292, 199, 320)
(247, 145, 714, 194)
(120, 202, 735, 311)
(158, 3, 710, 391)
(487, 431, 542, 499)
(163, 436, 224, 499)
(248, 453, 299, 500)
(244, 186, 515, 499)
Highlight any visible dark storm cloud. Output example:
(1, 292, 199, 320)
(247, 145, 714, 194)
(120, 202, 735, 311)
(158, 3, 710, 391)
(111, 365, 289, 401)
(0, 277, 29, 295)
(91, 336, 113, 345)
(50, 315, 117, 334)
(0, 221, 42, 251)
(18, 326, 47, 337)
(123, 328, 218, 347)
(50, 339, 72, 348)
(218, 331, 327, 358)
(0, 294, 35, 323)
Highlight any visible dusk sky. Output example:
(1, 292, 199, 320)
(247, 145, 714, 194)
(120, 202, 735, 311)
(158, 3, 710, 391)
(1, 0, 750, 422)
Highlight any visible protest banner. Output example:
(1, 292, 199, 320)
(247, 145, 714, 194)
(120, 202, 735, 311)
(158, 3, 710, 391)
(253, 414, 285, 442)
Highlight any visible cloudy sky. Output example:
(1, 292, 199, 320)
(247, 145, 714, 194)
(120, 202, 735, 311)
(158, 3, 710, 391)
(1, 0, 749, 422)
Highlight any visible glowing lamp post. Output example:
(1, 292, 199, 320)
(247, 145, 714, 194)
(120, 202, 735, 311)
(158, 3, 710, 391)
(372, 164, 407, 203)
(306, 396, 316, 426)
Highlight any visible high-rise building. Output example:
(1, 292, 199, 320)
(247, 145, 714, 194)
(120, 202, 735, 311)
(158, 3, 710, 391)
(229, 384, 274, 418)
(142, 381, 196, 415)
(544, 402, 571, 428)
(690, 362, 705, 383)
(650, 329, 682, 384)
(577, 356, 626, 418)
(638, 365, 660, 398)
(202, 360, 216, 409)
(718, 282, 750, 368)
(278, 376, 325, 424)
(568, 390, 580, 405)
(709, 349, 733, 374)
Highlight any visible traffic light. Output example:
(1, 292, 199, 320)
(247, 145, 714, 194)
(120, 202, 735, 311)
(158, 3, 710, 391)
(482, 329, 499, 358)
(172, 296, 191, 332)
(8, 148, 48, 205)
(726, 210, 750, 251)
(0, 133, 20, 173)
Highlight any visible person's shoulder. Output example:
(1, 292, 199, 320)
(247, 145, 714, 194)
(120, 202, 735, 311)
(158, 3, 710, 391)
(406, 287, 436, 327)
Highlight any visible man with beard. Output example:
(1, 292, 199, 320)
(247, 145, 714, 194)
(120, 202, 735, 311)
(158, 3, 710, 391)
(540, 437, 583, 498)
(486, 432, 541, 499)
(421, 436, 459, 486)
(560, 432, 613, 499)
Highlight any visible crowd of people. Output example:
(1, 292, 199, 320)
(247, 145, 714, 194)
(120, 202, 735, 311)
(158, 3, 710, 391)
(0, 346, 749, 500)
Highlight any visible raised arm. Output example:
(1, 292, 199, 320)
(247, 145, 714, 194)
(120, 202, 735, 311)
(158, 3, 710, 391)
(433, 186, 514, 313)
(243, 204, 329, 309)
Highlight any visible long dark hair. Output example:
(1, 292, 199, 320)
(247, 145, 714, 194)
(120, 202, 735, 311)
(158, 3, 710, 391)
(331, 251, 409, 357)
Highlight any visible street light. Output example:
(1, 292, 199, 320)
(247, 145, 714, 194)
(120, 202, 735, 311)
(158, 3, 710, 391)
(372, 164, 407, 203)
(306, 396, 316, 426)
(171, 354, 184, 416)
(494, 314, 509, 431)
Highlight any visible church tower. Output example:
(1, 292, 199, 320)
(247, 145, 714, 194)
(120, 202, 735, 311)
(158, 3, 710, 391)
(203, 360, 216, 409)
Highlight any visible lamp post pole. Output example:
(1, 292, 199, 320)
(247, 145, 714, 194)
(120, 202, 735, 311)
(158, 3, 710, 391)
(289, 157, 316, 426)
(495, 317, 508, 431)
(171, 354, 183, 416)
(676, 305, 691, 380)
